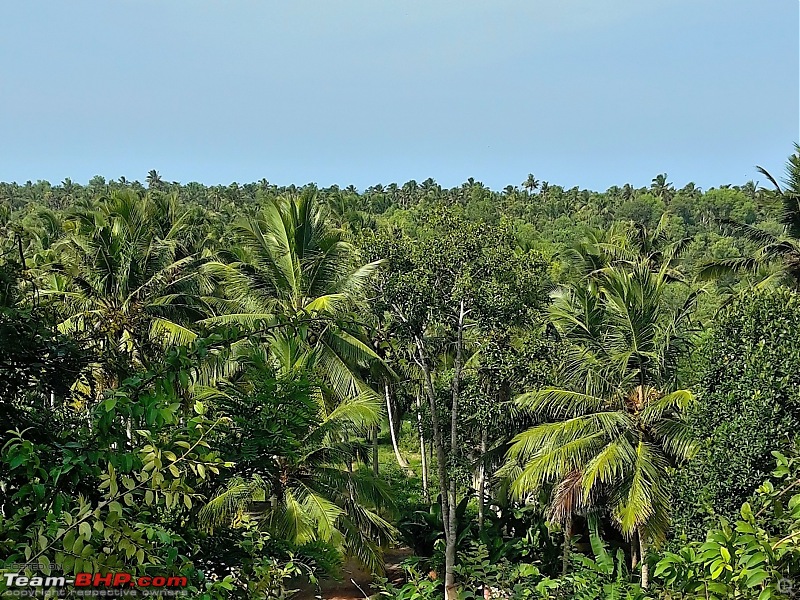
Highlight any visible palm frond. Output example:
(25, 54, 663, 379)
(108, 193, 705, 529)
(511, 432, 609, 497)
(149, 317, 197, 346)
(517, 388, 608, 419)
(292, 481, 344, 542)
(640, 389, 693, 424)
(581, 436, 637, 501)
(199, 475, 268, 531)
(269, 488, 316, 546)
(611, 440, 669, 537)
(718, 219, 780, 245)
(697, 257, 761, 280)
(648, 418, 697, 463)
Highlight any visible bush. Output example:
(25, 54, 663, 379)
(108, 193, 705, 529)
(655, 450, 800, 599)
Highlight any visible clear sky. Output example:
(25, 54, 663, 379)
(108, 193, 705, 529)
(1, 1, 797, 191)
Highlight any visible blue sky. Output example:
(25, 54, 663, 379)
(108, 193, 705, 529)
(0, 1, 797, 191)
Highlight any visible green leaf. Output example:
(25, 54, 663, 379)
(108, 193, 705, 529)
(63, 531, 75, 552)
(745, 570, 770, 588)
(758, 588, 773, 600)
(39, 555, 51, 576)
(746, 552, 767, 568)
(711, 561, 725, 580)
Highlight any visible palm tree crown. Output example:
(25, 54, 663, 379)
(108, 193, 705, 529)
(504, 261, 698, 548)
(203, 190, 385, 400)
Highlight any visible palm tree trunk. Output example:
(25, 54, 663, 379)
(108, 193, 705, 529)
(631, 529, 639, 570)
(639, 528, 649, 589)
(562, 514, 572, 575)
(346, 456, 355, 502)
(384, 382, 409, 469)
(416, 394, 430, 503)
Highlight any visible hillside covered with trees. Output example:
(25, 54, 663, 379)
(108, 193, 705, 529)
(2, 146, 800, 599)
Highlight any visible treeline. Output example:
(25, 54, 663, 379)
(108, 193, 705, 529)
(0, 168, 784, 268)
(1, 147, 799, 600)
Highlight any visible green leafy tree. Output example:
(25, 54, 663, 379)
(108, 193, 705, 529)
(0, 336, 231, 594)
(657, 452, 800, 599)
(364, 210, 550, 599)
(673, 289, 800, 539)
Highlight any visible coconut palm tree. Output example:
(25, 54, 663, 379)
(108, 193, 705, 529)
(562, 216, 687, 282)
(523, 174, 539, 195)
(146, 170, 163, 190)
(197, 349, 395, 573)
(650, 174, 674, 201)
(502, 262, 699, 588)
(699, 144, 800, 287)
(201, 190, 385, 401)
(38, 190, 210, 383)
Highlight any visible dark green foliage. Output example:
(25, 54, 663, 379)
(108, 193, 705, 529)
(0, 305, 87, 411)
(535, 523, 648, 600)
(656, 452, 800, 599)
(213, 367, 321, 479)
(0, 262, 87, 405)
(0, 334, 233, 595)
(674, 289, 800, 538)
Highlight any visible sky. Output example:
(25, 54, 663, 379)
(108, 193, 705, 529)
(0, 1, 797, 191)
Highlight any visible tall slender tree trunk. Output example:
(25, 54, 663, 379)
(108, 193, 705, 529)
(385, 381, 409, 469)
(372, 425, 379, 476)
(639, 528, 649, 589)
(445, 300, 466, 600)
(415, 337, 450, 543)
(477, 428, 487, 530)
(416, 394, 430, 503)
(631, 529, 639, 570)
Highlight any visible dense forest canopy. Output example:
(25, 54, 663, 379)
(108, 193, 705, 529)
(2, 146, 800, 600)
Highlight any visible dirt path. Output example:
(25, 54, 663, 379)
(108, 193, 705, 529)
(295, 548, 412, 600)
